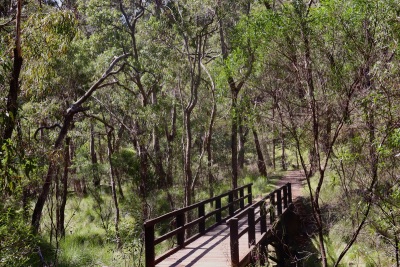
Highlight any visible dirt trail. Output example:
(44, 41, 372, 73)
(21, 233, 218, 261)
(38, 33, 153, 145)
(275, 169, 305, 199)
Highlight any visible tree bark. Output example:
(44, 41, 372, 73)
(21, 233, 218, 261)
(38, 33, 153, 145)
(152, 90, 166, 188)
(230, 89, 239, 190)
(165, 102, 176, 187)
(57, 137, 70, 238)
(90, 123, 100, 187)
(238, 117, 246, 170)
(252, 129, 267, 177)
(2, 0, 22, 142)
(107, 130, 121, 249)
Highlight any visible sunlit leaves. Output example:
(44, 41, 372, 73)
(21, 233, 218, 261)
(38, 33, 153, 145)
(22, 10, 78, 99)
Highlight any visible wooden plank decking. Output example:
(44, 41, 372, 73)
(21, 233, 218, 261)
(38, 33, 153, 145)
(156, 207, 268, 267)
(156, 213, 263, 267)
(151, 171, 302, 267)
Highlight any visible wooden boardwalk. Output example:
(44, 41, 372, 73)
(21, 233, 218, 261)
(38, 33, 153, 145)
(145, 171, 305, 267)
(156, 209, 263, 266)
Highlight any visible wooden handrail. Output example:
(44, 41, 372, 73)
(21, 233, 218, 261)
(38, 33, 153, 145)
(226, 182, 292, 266)
(144, 184, 253, 267)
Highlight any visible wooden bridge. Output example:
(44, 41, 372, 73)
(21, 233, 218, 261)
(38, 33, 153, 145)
(144, 182, 293, 267)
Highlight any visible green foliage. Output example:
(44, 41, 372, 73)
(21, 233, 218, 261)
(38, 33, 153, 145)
(0, 208, 37, 267)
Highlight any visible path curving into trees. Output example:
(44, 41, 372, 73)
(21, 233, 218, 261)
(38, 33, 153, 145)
(275, 169, 305, 200)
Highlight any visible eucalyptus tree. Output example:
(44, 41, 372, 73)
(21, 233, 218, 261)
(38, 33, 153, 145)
(250, 0, 400, 265)
(216, 0, 257, 190)
(22, 2, 130, 231)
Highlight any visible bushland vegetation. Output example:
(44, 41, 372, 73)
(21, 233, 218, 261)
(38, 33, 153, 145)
(1, 0, 399, 266)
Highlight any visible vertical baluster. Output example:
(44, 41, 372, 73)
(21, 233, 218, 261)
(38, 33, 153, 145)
(176, 213, 185, 247)
(287, 182, 292, 203)
(248, 184, 253, 204)
(260, 202, 267, 234)
(229, 191, 234, 216)
(229, 218, 239, 267)
(144, 222, 155, 267)
(198, 203, 205, 234)
(270, 193, 275, 224)
(239, 188, 244, 209)
(248, 207, 255, 247)
(277, 189, 282, 215)
(216, 197, 221, 223)
(283, 185, 288, 209)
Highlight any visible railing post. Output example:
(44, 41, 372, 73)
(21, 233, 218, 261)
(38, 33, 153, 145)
(270, 193, 275, 224)
(144, 222, 155, 267)
(229, 218, 239, 267)
(239, 188, 244, 209)
(198, 203, 205, 234)
(283, 185, 288, 209)
(216, 197, 222, 223)
(248, 207, 255, 247)
(248, 184, 253, 204)
(277, 189, 282, 215)
(260, 202, 267, 234)
(176, 213, 185, 247)
(229, 191, 234, 216)
(287, 182, 292, 204)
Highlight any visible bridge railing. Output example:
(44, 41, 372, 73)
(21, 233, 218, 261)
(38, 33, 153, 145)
(227, 182, 292, 267)
(144, 183, 253, 267)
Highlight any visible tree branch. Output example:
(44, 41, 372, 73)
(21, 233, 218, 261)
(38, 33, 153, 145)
(33, 124, 62, 141)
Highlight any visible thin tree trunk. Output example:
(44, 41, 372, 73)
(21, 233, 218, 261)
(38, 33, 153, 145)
(253, 129, 267, 177)
(238, 117, 246, 170)
(90, 123, 100, 187)
(137, 140, 149, 220)
(152, 90, 166, 188)
(107, 130, 121, 249)
(57, 137, 70, 238)
(184, 111, 193, 208)
(280, 129, 286, 171)
(231, 89, 239, 190)
(272, 108, 277, 171)
(165, 103, 176, 187)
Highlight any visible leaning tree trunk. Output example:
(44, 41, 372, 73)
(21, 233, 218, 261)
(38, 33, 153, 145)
(253, 129, 267, 177)
(2, 0, 22, 143)
(31, 53, 129, 233)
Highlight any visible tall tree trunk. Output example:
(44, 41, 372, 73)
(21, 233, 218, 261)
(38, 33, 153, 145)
(238, 117, 246, 170)
(2, 0, 22, 143)
(272, 107, 277, 170)
(107, 130, 121, 249)
(301, 11, 328, 265)
(90, 123, 100, 187)
(280, 129, 286, 171)
(136, 140, 149, 220)
(152, 90, 166, 188)
(184, 111, 193, 208)
(165, 103, 176, 187)
(253, 129, 267, 177)
(57, 137, 70, 238)
(231, 89, 239, 190)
